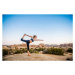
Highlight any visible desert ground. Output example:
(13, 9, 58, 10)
(3, 52, 73, 61)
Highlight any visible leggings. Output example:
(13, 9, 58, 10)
(21, 38, 30, 50)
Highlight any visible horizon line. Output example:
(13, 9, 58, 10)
(2, 42, 73, 46)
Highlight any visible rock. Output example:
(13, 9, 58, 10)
(66, 57, 73, 61)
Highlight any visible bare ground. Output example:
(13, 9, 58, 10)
(3, 53, 73, 61)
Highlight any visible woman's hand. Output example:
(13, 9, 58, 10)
(34, 39, 44, 41)
(24, 34, 26, 36)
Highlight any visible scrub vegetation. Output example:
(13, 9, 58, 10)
(2, 48, 73, 56)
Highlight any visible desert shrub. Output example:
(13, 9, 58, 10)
(25, 48, 27, 49)
(29, 50, 34, 53)
(15, 48, 27, 54)
(8, 49, 16, 55)
(15, 50, 22, 54)
(35, 51, 39, 53)
(67, 48, 73, 53)
(21, 48, 27, 52)
(19, 50, 23, 54)
(43, 48, 63, 55)
(31, 48, 33, 49)
(15, 47, 18, 50)
(36, 48, 45, 51)
(35, 48, 38, 51)
(62, 48, 67, 53)
(29, 48, 40, 53)
(29, 49, 35, 53)
(3, 49, 8, 56)
(8, 50, 13, 54)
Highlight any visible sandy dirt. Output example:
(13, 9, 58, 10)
(3, 53, 73, 61)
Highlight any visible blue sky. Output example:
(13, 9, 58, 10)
(2, 14, 73, 45)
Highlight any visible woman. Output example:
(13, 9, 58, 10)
(21, 34, 43, 56)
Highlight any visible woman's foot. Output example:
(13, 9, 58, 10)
(28, 54, 31, 56)
(22, 34, 26, 39)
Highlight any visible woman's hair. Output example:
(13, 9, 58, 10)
(33, 35, 37, 38)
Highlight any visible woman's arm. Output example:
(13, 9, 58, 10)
(34, 39, 44, 41)
(22, 34, 33, 39)
(22, 34, 32, 39)
(26, 34, 33, 38)
(22, 34, 26, 39)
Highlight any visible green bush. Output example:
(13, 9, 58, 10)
(29, 48, 39, 53)
(43, 48, 63, 55)
(31, 48, 33, 49)
(9, 49, 16, 54)
(67, 48, 73, 53)
(3, 49, 8, 56)
(14, 49, 24, 54)
(36, 48, 45, 51)
(14, 48, 27, 54)
(35, 51, 39, 53)
(22, 48, 27, 52)
(2, 48, 64, 55)
(29, 49, 35, 53)
(14, 50, 21, 54)
(25, 48, 27, 49)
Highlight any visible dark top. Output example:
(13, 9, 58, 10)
(30, 38, 34, 42)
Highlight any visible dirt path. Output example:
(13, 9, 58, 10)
(3, 53, 72, 61)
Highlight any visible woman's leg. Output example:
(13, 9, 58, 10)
(27, 42, 31, 56)
(22, 34, 26, 39)
(21, 38, 30, 43)
(21, 34, 31, 56)
(21, 34, 29, 42)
